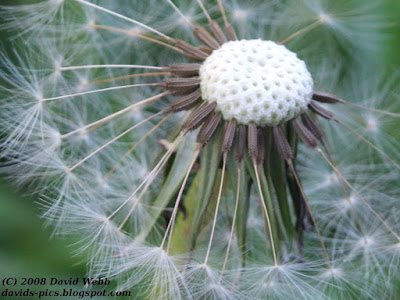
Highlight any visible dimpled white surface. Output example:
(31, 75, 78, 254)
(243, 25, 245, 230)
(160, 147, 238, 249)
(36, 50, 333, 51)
(199, 39, 313, 126)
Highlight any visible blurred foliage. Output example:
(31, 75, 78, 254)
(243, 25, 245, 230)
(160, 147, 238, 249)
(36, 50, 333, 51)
(384, 0, 400, 68)
(0, 184, 90, 299)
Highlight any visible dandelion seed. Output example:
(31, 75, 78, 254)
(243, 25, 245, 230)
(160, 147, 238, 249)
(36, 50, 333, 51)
(1, 0, 399, 299)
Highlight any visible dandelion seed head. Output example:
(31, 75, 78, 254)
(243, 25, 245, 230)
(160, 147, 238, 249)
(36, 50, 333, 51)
(340, 197, 354, 213)
(348, 193, 358, 205)
(98, 178, 110, 190)
(319, 13, 333, 25)
(185, 262, 240, 300)
(233, 9, 248, 21)
(324, 171, 339, 185)
(48, 128, 62, 148)
(127, 105, 143, 120)
(322, 267, 343, 278)
(36, 95, 44, 104)
(393, 243, 400, 252)
(129, 27, 145, 35)
(200, 39, 313, 126)
(77, 77, 89, 91)
(86, 17, 96, 28)
(366, 115, 378, 133)
(358, 236, 374, 248)
(247, 214, 262, 227)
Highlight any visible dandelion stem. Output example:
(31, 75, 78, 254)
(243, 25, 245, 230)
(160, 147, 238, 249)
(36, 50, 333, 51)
(341, 101, 400, 118)
(116, 134, 185, 229)
(313, 90, 400, 118)
(221, 163, 241, 275)
(321, 137, 367, 236)
(165, 0, 193, 26)
(91, 24, 182, 53)
(217, 0, 229, 27)
(74, 0, 171, 40)
(196, 0, 212, 23)
(102, 115, 172, 183)
(67, 111, 163, 172)
(280, 19, 324, 45)
(60, 91, 169, 139)
(238, 18, 247, 40)
(118, 150, 180, 229)
(334, 118, 400, 170)
(316, 147, 400, 241)
(253, 160, 278, 267)
(86, 72, 171, 86)
(204, 153, 227, 265)
(59, 65, 166, 71)
(42, 83, 159, 102)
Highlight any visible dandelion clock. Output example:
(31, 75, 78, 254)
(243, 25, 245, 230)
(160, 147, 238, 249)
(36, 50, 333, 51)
(1, 0, 400, 299)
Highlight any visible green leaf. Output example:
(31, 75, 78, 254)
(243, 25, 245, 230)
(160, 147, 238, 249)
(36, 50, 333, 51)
(168, 170, 201, 255)
(268, 143, 296, 242)
(132, 132, 197, 245)
(188, 126, 223, 250)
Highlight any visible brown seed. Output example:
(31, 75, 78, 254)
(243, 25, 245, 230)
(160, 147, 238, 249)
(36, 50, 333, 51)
(174, 40, 209, 61)
(301, 113, 323, 143)
(292, 118, 318, 148)
(193, 25, 220, 50)
(209, 21, 228, 45)
(248, 122, 258, 163)
(256, 127, 265, 165)
(272, 126, 293, 161)
(183, 102, 217, 131)
(197, 113, 222, 146)
(169, 63, 200, 78)
(167, 89, 202, 112)
(198, 45, 214, 55)
(222, 119, 237, 153)
(236, 124, 246, 163)
(226, 24, 238, 41)
(312, 92, 343, 104)
(308, 101, 334, 120)
(163, 77, 200, 95)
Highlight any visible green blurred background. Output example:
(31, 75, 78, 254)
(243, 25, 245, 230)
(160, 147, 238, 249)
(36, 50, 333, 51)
(0, 0, 399, 299)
